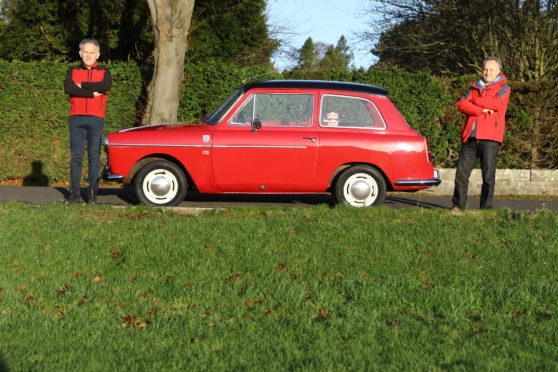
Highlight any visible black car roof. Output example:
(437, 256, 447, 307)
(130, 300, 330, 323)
(241, 80, 388, 96)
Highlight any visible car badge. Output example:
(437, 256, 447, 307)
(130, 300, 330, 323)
(202, 135, 210, 143)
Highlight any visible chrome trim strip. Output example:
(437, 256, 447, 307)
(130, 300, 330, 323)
(213, 145, 306, 149)
(108, 143, 306, 149)
(108, 143, 209, 148)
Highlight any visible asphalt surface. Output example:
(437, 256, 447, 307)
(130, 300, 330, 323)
(1, 185, 557, 211)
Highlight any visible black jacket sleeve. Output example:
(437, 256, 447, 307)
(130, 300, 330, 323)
(64, 68, 94, 98)
(81, 68, 112, 93)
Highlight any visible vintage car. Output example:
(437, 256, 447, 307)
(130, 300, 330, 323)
(103, 80, 440, 207)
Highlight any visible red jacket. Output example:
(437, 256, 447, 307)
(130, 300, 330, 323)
(457, 74, 510, 143)
(64, 62, 112, 118)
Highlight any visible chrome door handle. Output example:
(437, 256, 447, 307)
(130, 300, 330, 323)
(303, 137, 316, 142)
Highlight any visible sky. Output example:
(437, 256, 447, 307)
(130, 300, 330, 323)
(266, 0, 377, 71)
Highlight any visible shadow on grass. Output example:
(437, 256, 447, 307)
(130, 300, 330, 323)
(185, 191, 336, 207)
(0, 353, 9, 372)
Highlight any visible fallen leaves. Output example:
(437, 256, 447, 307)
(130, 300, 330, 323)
(418, 275, 436, 289)
(56, 284, 71, 296)
(225, 272, 242, 281)
(315, 308, 328, 322)
(121, 315, 148, 329)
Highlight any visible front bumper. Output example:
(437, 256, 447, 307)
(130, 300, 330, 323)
(394, 169, 442, 187)
(102, 167, 125, 182)
(102, 134, 124, 182)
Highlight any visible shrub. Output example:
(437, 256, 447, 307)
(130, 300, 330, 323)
(0, 61, 142, 182)
(0, 61, 553, 184)
(180, 59, 280, 121)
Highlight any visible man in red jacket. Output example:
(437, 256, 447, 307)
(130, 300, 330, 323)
(64, 39, 112, 204)
(452, 56, 510, 211)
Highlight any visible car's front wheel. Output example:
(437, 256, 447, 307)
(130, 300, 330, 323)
(133, 160, 187, 206)
(334, 166, 386, 207)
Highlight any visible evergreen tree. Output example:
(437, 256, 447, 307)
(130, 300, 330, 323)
(187, 0, 278, 67)
(0, 0, 151, 61)
(0, 0, 278, 66)
(296, 37, 318, 70)
(319, 35, 353, 71)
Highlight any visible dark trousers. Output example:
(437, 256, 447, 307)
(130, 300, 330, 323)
(69, 115, 105, 193)
(452, 139, 500, 210)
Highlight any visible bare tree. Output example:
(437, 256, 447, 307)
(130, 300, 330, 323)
(144, 0, 195, 125)
(363, 0, 558, 81)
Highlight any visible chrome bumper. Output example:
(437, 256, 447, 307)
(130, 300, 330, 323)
(394, 169, 442, 187)
(102, 134, 124, 182)
(102, 165, 124, 182)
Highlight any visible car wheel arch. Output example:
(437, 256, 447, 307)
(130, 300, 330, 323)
(328, 163, 392, 191)
(128, 155, 193, 189)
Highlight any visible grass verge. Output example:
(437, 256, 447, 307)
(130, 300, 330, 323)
(1, 203, 557, 371)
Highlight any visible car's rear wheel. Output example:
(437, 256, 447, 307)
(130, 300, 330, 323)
(133, 160, 187, 206)
(334, 166, 386, 207)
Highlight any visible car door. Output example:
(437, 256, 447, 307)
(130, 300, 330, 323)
(211, 92, 319, 192)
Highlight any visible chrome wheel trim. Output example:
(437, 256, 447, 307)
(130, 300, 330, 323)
(142, 169, 179, 204)
(343, 173, 378, 207)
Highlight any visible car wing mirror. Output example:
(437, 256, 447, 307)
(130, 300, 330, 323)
(251, 119, 262, 132)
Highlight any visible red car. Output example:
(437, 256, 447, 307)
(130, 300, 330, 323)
(103, 80, 440, 207)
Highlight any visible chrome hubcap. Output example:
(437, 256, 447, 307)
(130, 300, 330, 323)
(350, 179, 372, 201)
(150, 176, 171, 196)
(343, 173, 378, 207)
(143, 169, 178, 204)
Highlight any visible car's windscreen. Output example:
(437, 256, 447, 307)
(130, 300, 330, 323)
(205, 89, 243, 125)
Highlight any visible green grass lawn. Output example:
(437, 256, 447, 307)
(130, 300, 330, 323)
(1, 203, 557, 371)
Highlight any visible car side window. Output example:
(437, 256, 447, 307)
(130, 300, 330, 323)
(231, 93, 314, 127)
(231, 95, 255, 125)
(320, 95, 385, 129)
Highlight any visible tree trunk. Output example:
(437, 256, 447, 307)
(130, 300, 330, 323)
(144, 0, 195, 125)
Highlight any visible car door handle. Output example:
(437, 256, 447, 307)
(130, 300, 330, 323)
(303, 137, 316, 143)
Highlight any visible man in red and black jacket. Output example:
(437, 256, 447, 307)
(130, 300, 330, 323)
(64, 38, 112, 204)
(452, 56, 511, 211)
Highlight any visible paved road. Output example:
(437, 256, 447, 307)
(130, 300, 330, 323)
(1, 185, 557, 211)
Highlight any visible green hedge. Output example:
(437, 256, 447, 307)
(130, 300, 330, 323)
(0, 61, 547, 184)
(180, 59, 281, 121)
(0, 61, 142, 182)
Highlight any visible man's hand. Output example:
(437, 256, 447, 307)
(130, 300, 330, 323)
(483, 108, 494, 114)
(93, 92, 102, 97)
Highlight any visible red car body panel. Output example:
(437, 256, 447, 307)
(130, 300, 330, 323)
(104, 80, 440, 201)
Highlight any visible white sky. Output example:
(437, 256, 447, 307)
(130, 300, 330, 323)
(266, 0, 377, 71)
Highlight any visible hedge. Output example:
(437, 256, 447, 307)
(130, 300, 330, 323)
(0, 60, 547, 185)
(0, 61, 143, 183)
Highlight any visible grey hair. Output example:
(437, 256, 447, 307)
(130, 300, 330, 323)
(79, 38, 100, 52)
(483, 56, 501, 70)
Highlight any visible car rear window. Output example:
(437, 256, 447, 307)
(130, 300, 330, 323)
(320, 95, 385, 129)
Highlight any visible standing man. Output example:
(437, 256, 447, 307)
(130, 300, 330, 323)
(452, 56, 510, 211)
(64, 38, 112, 204)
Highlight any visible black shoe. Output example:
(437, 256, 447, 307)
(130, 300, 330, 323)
(65, 190, 81, 204)
(87, 188, 98, 205)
